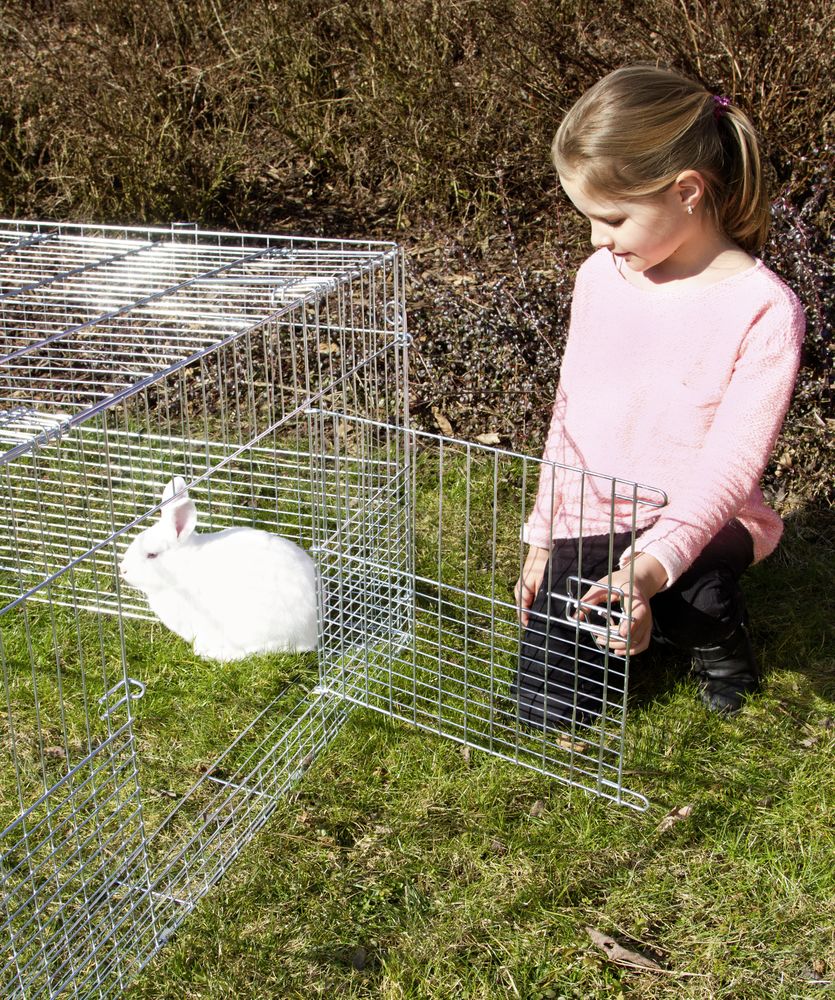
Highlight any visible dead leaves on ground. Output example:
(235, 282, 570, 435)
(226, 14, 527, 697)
(429, 407, 503, 447)
(799, 715, 834, 749)
(656, 803, 694, 833)
(585, 927, 709, 980)
(586, 926, 664, 972)
(431, 406, 453, 436)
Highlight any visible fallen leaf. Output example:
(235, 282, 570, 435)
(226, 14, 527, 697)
(656, 803, 693, 833)
(44, 746, 66, 760)
(529, 799, 546, 818)
(318, 341, 340, 354)
(800, 735, 819, 749)
(476, 432, 501, 446)
(432, 407, 454, 436)
(490, 837, 508, 855)
(556, 735, 588, 754)
(799, 959, 830, 983)
(351, 946, 367, 971)
(586, 927, 663, 971)
(459, 744, 471, 763)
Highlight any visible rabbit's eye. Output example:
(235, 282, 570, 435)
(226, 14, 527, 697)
(147, 552, 159, 560)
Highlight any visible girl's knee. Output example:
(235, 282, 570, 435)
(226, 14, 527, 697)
(653, 569, 747, 648)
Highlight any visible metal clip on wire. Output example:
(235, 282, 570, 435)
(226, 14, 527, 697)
(562, 575, 633, 643)
(98, 678, 146, 719)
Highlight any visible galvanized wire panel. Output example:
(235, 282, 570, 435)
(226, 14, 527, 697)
(0, 217, 673, 1000)
(0, 589, 153, 999)
(0, 220, 407, 451)
(311, 413, 667, 811)
(0, 222, 406, 999)
(0, 222, 408, 613)
(0, 591, 349, 999)
(0, 429, 315, 618)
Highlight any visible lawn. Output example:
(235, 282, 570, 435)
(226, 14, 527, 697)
(1, 435, 832, 999)
(120, 510, 834, 998)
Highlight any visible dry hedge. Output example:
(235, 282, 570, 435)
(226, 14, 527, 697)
(1, 1, 831, 229)
(0, 0, 832, 503)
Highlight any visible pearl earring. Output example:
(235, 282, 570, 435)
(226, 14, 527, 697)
(687, 205, 694, 215)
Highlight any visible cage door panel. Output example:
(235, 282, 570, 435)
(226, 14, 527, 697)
(0, 717, 155, 999)
(311, 414, 666, 810)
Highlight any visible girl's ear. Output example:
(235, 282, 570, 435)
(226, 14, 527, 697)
(674, 170, 706, 212)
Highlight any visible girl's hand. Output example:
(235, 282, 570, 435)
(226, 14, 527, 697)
(578, 553, 667, 655)
(515, 545, 551, 627)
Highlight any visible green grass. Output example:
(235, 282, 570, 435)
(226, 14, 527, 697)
(121, 658, 834, 999)
(1, 453, 832, 997)
(120, 506, 832, 999)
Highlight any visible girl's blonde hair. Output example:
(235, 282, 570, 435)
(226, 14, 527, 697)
(553, 65, 770, 253)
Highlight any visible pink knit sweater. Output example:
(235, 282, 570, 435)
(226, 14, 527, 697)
(523, 249, 806, 588)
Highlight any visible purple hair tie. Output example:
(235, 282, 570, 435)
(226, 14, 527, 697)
(713, 95, 731, 120)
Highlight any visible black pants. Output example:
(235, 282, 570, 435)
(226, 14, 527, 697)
(514, 520, 754, 732)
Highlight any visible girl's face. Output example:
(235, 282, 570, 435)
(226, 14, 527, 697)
(558, 172, 700, 278)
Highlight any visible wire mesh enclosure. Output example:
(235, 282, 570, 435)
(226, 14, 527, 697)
(0, 220, 406, 998)
(309, 412, 667, 811)
(1, 220, 665, 999)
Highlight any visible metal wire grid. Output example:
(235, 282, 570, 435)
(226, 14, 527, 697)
(0, 431, 339, 619)
(0, 222, 406, 998)
(0, 709, 154, 998)
(311, 413, 667, 811)
(0, 219, 405, 455)
(0, 217, 671, 998)
(0, 221, 407, 614)
(0, 436, 364, 998)
(1, 640, 350, 999)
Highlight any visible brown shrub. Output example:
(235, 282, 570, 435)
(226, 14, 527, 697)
(1, 0, 832, 233)
(0, 0, 831, 502)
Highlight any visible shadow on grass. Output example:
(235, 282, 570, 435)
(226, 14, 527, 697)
(742, 506, 834, 701)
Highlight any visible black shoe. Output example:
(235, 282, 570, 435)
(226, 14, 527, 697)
(691, 623, 760, 715)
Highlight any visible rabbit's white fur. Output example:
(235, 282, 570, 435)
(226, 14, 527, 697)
(119, 477, 317, 660)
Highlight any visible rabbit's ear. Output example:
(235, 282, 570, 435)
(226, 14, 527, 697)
(169, 497, 197, 541)
(159, 478, 197, 542)
(162, 476, 189, 504)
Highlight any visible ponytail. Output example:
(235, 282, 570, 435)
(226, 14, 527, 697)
(712, 103, 770, 252)
(553, 65, 771, 253)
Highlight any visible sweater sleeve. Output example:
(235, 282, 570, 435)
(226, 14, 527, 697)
(623, 295, 805, 587)
(522, 382, 569, 548)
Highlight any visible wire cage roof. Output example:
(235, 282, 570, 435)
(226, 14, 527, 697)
(0, 220, 400, 459)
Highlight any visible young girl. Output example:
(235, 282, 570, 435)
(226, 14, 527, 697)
(514, 65, 805, 730)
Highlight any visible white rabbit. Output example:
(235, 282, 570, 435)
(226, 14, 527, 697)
(119, 476, 318, 660)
